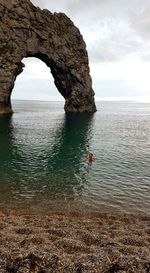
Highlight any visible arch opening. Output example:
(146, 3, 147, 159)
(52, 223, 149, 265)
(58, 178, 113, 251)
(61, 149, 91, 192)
(24, 52, 81, 100)
(12, 57, 64, 103)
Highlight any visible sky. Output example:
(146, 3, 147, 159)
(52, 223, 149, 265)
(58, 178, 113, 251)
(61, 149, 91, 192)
(12, 0, 150, 102)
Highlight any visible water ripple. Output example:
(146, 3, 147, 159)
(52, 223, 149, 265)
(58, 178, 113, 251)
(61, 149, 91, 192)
(0, 101, 150, 214)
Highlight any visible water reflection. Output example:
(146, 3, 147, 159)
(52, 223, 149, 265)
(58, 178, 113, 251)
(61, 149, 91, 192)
(45, 113, 94, 199)
(47, 113, 94, 172)
(0, 110, 95, 209)
(0, 101, 150, 215)
(0, 115, 14, 174)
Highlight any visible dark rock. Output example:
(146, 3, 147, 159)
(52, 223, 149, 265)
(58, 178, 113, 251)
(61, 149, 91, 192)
(0, 0, 96, 114)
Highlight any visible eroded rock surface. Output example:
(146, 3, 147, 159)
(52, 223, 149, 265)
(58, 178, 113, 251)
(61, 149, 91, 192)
(0, 0, 96, 114)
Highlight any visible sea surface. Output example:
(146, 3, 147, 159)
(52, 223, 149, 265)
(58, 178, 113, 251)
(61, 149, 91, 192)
(0, 100, 150, 215)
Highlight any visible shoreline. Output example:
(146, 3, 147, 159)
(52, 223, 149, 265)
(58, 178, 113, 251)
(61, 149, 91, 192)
(0, 209, 149, 272)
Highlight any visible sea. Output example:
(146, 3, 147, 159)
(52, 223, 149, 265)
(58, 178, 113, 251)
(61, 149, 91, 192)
(0, 100, 150, 215)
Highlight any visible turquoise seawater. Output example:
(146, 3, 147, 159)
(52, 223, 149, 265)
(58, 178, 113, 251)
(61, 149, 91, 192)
(0, 100, 150, 214)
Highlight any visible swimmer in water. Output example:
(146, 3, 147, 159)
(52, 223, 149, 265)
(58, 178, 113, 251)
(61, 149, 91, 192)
(87, 152, 95, 163)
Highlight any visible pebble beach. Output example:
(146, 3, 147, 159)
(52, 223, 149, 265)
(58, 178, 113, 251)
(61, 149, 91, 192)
(0, 209, 149, 273)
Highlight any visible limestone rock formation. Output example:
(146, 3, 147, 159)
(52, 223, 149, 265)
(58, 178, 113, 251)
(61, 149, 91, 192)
(0, 0, 96, 114)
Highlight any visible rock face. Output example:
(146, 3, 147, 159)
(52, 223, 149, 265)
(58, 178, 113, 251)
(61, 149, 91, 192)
(0, 0, 96, 114)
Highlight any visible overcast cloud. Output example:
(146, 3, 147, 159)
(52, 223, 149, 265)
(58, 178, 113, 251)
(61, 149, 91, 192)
(12, 0, 150, 102)
(31, 0, 150, 62)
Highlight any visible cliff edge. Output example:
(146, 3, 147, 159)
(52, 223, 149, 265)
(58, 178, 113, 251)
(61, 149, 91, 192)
(0, 0, 96, 114)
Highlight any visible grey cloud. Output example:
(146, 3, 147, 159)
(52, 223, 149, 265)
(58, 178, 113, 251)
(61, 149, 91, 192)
(88, 36, 143, 63)
(31, 0, 150, 63)
(130, 3, 150, 40)
(31, 0, 75, 12)
(135, 42, 150, 62)
(83, 17, 143, 62)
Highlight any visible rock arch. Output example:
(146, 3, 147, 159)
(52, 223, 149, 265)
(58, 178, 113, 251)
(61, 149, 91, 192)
(0, 0, 96, 114)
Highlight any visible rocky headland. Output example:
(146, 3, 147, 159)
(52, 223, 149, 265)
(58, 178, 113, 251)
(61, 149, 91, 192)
(0, 0, 96, 114)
